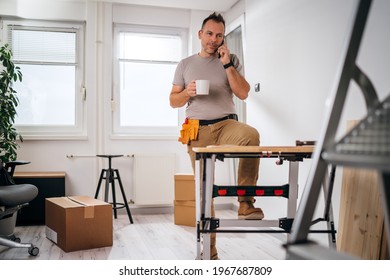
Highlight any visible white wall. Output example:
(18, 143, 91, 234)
(244, 0, 390, 244)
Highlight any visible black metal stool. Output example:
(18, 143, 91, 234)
(94, 155, 133, 223)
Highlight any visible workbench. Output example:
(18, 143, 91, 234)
(193, 145, 323, 260)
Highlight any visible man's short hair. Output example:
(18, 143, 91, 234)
(201, 12, 225, 29)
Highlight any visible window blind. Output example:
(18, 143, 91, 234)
(8, 25, 77, 65)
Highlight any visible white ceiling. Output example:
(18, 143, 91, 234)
(96, 0, 240, 12)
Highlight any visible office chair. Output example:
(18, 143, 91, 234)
(0, 159, 39, 256)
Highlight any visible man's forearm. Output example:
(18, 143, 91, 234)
(226, 67, 250, 100)
(170, 89, 190, 108)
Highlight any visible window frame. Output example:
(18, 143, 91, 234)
(112, 24, 187, 139)
(1, 18, 86, 140)
(225, 14, 247, 124)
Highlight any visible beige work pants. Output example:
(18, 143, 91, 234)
(187, 119, 260, 197)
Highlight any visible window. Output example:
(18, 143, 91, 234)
(113, 25, 187, 138)
(2, 19, 85, 139)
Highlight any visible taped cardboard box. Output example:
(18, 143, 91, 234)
(45, 196, 113, 252)
(174, 173, 195, 201)
(174, 200, 195, 227)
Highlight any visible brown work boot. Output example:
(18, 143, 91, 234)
(238, 200, 264, 220)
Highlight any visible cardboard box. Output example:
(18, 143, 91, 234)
(174, 200, 195, 227)
(45, 196, 113, 252)
(174, 173, 195, 201)
(174, 174, 196, 227)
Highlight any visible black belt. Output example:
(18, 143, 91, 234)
(199, 114, 238, 126)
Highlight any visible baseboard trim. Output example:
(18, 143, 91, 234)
(118, 202, 237, 215)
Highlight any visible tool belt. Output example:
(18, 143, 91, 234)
(178, 119, 199, 144)
(178, 114, 238, 144)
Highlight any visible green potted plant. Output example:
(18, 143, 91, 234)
(0, 43, 23, 164)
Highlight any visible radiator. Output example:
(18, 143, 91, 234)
(133, 153, 175, 205)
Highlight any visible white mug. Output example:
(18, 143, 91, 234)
(195, 80, 210, 95)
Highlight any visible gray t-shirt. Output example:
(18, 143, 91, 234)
(172, 53, 242, 120)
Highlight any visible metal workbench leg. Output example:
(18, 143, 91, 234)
(195, 156, 202, 259)
(287, 161, 299, 220)
(322, 166, 337, 247)
(286, 161, 299, 242)
(202, 155, 216, 260)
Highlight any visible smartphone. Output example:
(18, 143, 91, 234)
(217, 39, 225, 58)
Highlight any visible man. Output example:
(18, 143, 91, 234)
(169, 12, 263, 259)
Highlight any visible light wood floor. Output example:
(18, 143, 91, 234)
(0, 209, 287, 260)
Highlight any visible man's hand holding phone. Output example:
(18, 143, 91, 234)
(217, 39, 224, 58)
(217, 40, 231, 65)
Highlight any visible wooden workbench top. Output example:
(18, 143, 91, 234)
(192, 145, 314, 154)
